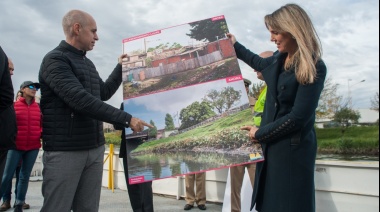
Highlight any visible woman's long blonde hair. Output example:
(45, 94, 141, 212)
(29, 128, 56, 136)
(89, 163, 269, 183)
(265, 4, 322, 84)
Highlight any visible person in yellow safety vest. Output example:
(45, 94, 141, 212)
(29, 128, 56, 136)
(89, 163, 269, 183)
(253, 51, 273, 127)
(228, 51, 273, 212)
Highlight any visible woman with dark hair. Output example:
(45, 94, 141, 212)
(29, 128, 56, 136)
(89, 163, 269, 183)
(228, 3, 326, 212)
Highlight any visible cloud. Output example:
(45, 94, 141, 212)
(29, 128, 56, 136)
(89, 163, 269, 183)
(0, 0, 378, 109)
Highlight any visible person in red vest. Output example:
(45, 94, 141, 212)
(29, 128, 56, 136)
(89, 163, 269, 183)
(0, 81, 42, 212)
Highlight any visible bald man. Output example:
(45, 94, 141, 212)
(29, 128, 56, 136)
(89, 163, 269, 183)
(229, 51, 273, 212)
(38, 10, 152, 211)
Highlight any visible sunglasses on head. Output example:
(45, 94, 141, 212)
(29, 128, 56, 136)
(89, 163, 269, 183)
(27, 85, 39, 91)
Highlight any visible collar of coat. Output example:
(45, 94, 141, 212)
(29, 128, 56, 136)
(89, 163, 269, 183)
(59, 40, 87, 56)
(16, 97, 36, 106)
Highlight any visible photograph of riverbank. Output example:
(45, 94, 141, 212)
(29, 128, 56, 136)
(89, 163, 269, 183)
(123, 79, 264, 184)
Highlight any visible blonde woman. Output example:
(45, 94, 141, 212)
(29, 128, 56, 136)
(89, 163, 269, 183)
(228, 3, 326, 212)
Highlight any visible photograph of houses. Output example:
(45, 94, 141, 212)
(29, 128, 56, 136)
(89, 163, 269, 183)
(122, 16, 263, 185)
(122, 16, 240, 99)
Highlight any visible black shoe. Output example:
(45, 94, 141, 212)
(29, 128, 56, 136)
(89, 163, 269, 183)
(13, 205, 23, 212)
(22, 203, 30, 209)
(198, 205, 207, 210)
(184, 204, 193, 210)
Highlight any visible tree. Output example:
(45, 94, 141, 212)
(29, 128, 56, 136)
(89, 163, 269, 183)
(204, 89, 225, 114)
(371, 92, 379, 111)
(203, 86, 242, 114)
(179, 101, 216, 130)
(147, 42, 182, 53)
(165, 113, 175, 130)
(221, 87, 242, 111)
(148, 120, 157, 138)
(251, 82, 265, 99)
(334, 107, 361, 135)
(186, 19, 228, 42)
(170, 42, 182, 49)
(316, 77, 343, 119)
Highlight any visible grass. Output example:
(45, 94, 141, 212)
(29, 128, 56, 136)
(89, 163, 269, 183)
(316, 125, 379, 155)
(104, 130, 122, 145)
(105, 119, 379, 156)
(131, 109, 254, 153)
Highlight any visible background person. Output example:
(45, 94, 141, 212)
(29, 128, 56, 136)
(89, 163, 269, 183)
(0, 61, 30, 211)
(0, 47, 17, 193)
(38, 10, 152, 212)
(228, 51, 272, 212)
(184, 173, 206, 211)
(115, 102, 154, 212)
(0, 81, 42, 212)
(228, 78, 256, 212)
(228, 3, 327, 212)
(252, 51, 273, 128)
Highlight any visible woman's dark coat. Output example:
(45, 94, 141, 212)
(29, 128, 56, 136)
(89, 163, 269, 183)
(234, 42, 326, 212)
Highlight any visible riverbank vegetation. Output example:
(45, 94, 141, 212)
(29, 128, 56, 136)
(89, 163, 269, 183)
(105, 121, 379, 156)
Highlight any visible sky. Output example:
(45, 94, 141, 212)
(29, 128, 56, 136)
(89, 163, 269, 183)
(123, 79, 248, 131)
(1, 0, 379, 110)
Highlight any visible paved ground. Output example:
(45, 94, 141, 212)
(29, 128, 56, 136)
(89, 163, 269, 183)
(5, 178, 222, 212)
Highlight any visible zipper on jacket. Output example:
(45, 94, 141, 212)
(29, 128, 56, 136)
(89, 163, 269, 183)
(27, 104, 30, 145)
(69, 112, 74, 137)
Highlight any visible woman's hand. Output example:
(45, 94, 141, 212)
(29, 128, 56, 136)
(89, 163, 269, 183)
(241, 126, 259, 142)
(118, 53, 128, 65)
(226, 33, 237, 45)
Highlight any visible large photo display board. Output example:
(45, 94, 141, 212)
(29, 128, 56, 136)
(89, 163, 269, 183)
(121, 15, 263, 184)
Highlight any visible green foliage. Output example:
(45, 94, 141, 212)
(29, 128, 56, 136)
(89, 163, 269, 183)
(251, 82, 265, 99)
(149, 120, 158, 138)
(203, 86, 242, 114)
(104, 111, 378, 156)
(334, 107, 361, 137)
(165, 113, 175, 130)
(204, 89, 224, 114)
(104, 131, 122, 146)
(317, 77, 342, 119)
(317, 126, 379, 155)
(145, 57, 153, 68)
(179, 101, 216, 130)
(133, 127, 251, 154)
(222, 87, 242, 111)
(186, 19, 228, 42)
(147, 42, 182, 53)
(132, 109, 253, 153)
(170, 42, 182, 49)
(334, 107, 361, 124)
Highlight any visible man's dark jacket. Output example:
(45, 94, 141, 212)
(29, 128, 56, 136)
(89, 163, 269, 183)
(39, 41, 132, 151)
(0, 46, 16, 150)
